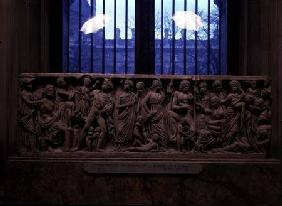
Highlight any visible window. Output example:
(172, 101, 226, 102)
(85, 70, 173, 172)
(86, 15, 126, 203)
(63, 0, 227, 74)
(63, 0, 135, 73)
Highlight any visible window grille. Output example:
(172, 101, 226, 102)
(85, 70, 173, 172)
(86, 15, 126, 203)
(63, 0, 227, 74)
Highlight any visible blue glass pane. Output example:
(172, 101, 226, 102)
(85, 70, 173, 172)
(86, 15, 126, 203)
(127, 0, 135, 74)
(69, 0, 79, 72)
(175, 0, 185, 75)
(81, 0, 92, 72)
(186, 0, 196, 75)
(105, 0, 115, 74)
(155, 0, 162, 74)
(163, 0, 172, 75)
(210, 0, 220, 74)
(116, 0, 126, 74)
(197, 0, 208, 75)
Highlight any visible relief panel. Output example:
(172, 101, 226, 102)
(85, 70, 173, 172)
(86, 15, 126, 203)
(17, 74, 271, 155)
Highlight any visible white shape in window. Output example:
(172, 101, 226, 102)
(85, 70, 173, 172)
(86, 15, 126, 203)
(172, 11, 203, 31)
(81, 14, 111, 34)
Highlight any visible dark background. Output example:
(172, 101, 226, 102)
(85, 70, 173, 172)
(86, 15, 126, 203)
(0, 0, 282, 205)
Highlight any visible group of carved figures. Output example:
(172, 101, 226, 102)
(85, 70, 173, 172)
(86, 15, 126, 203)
(18, 75, 271, 154)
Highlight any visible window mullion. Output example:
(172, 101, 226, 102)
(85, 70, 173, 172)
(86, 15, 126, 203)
(135, 0, 155, 74)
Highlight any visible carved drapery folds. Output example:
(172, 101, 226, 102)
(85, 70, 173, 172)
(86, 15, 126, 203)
(17, 74, 271, 155)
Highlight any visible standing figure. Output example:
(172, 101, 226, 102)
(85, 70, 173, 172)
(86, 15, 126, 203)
(168, 80, 194, 150)
(76, 79, 114, 151)
(74, 75, 92, 119)
(114, 79, 137, 147)
(221, 80, 246, 145)
(132, 81, 148, 145)
(195, 81, 211, 113)
(143, 79, 168, 151)
(194, 82, 211, 139)
(56, 77, 75, 127)
(18, 78, 38, 152)
(171, 80, 194, 124)
(244, 80, 262, 151)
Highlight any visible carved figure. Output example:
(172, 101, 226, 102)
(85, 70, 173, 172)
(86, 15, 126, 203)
(246, 80, 260, 97)
(132, 81, 148, 146)
(36, 85, 71, 152)
(196, 81, 211, 110)
(179, 120, 195, 151)
(56, 77, 75, 127)
(171, 80, 194, 125)
(18, 78, 38, 152)
(17, 75, 271, 155)
(76, 79, 114, 151)
(220, 80, 246, 145)
(86, 126, 101, 151)
(74, 75, 92, 119)
(211, 80, 226, 99)
(196, 96, 226, 152)
(114, 79, 137, 147)
(143, 79, 168, 151)
(167, 80, 194, 150)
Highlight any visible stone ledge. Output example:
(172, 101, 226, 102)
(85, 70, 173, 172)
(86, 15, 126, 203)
(8, 151, 268, 160)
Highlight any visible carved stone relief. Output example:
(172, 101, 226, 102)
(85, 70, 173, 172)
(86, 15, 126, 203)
(17, 74, 271, 154)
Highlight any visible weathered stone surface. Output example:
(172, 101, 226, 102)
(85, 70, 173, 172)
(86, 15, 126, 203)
(6, 159, 281, 205)
(17, 74, 271, 155)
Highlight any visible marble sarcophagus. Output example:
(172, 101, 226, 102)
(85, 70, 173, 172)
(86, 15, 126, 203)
(17, 74, 271, 157)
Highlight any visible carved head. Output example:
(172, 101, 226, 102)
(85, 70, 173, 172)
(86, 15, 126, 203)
(251, 80, 257, 89)
(182, 120, 191, 131)
(45, 84, 56, 99)
(212, 80, 222, 92)
(246, 80, 257, 89)
(102, 79, 113, 92)
(82, 75, 92, 87)
(136, 81, 145, 92)
(151, 79, 162, 91)
(254, 97, 265, 109)
(56, 77, 67, 88)
(179, 80, 190, 93)
(199, 81, 208, 94)
(124, 79, 134, 91)
(20, 78, 34, 90)
(229, 80, 241, 93)
(210, 96, 220, 109)
(263, 80, 270, 87)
